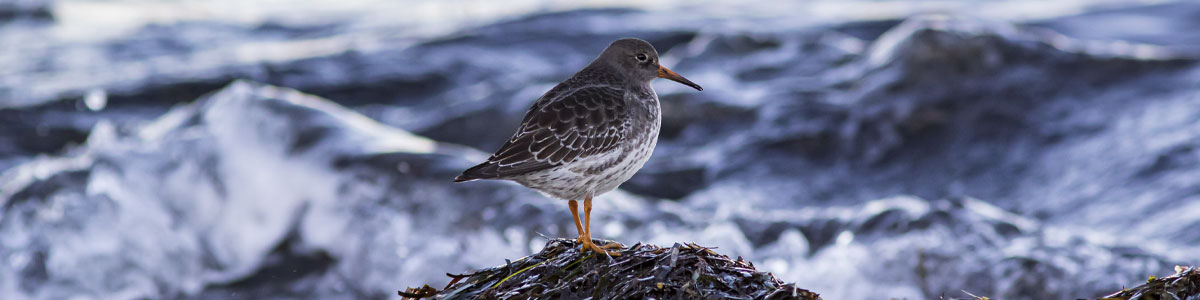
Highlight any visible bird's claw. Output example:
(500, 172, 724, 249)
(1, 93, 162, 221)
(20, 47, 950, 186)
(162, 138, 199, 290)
(578, 238, 622, 256)
(599, 242, 624, 250)
(585, 243, 622, 257)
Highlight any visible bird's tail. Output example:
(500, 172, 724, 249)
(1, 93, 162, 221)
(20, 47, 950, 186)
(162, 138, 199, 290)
(454, 161, 500, 182)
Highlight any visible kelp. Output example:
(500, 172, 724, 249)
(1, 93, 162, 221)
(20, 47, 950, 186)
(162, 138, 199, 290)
(1101, 266, 1199, 300)
(400, 239, 820, 300)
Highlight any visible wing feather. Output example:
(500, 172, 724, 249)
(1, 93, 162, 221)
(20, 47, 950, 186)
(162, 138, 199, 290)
(455, 85, 628, 181)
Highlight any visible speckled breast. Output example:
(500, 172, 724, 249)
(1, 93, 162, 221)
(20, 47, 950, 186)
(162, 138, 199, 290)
(516, 88, 661, 201)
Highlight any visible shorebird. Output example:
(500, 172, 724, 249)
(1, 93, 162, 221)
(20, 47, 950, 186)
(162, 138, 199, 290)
(454, 38, 703, 255)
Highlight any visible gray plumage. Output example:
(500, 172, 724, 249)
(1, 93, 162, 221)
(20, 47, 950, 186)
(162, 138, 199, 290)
(456, 38, 702, 200)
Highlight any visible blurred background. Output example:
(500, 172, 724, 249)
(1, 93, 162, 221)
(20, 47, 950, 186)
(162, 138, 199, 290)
(2, 0, 1200, 299)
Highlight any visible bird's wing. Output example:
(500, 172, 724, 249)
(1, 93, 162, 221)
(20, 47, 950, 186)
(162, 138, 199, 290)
(456, 86, 629, 181)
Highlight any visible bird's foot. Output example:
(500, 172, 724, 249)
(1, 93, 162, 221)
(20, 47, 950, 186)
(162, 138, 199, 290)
(583, 240, 622, 257)
(576, 234, 624, 255)
(598, 241, 624, 250)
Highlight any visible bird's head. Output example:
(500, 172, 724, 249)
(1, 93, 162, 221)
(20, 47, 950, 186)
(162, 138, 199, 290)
(599, 38, 703, 91)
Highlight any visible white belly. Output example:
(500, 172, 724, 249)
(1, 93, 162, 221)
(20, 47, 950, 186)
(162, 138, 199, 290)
(515, 134, 657, 201)
(514, 86, 661, 201)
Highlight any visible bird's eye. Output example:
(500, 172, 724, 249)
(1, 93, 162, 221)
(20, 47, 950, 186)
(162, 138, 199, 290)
(635, 53, 648, 62)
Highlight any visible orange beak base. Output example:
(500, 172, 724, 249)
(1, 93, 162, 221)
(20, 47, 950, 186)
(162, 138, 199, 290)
(657, 65, 703, 91)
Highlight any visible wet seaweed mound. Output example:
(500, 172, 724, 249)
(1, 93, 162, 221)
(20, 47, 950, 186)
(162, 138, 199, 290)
(401, 239, 820, 300)
(1102, 266, 1199, 300)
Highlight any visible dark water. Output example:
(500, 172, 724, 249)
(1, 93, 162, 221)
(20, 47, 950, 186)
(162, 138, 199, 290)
(2, 1, 1199, 299)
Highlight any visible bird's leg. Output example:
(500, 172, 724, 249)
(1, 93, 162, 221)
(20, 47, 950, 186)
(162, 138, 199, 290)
(569, 200, 585, 245)
(582, 195, 621, 256)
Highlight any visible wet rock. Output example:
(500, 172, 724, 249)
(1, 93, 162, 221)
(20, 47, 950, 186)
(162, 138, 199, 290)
(1101, 266, 1199, 300)
(402, 239, 820, 300)
(0, 0, 52, 23)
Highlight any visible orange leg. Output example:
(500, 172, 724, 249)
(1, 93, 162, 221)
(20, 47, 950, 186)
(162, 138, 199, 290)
(569, 200, 585, 244)
(581, 195, 621, 256)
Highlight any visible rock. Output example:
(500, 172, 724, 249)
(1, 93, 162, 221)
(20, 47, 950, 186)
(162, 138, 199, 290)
(0, 0, 52, 23)
(1101, 266, 1199, 300)
(402, 239, 820, 300)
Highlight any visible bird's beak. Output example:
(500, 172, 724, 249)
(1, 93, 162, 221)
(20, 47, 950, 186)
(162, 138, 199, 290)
(657, 65, 703, 91)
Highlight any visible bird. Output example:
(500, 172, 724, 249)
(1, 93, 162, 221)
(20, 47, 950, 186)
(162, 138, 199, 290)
(454, 38, 703, 256)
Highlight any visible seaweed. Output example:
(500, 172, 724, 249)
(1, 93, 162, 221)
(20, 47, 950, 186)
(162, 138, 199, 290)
(1100, 266, 1199, 300)
(400, 239, 820, 300)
